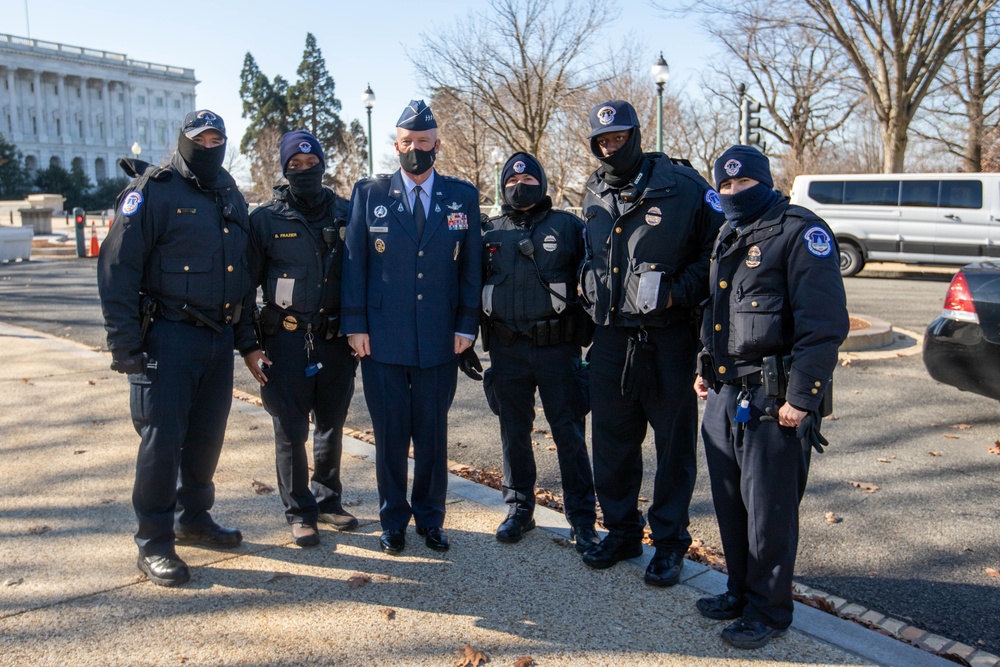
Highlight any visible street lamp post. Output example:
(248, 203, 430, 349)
(490, 146, 504, 216)
(651, 52, 670, 154)
(362, 84, 376, 177)
(130, 141, 141, 162)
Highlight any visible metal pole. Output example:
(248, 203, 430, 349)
(366, 107, 373, 177)
(656, 83, 664, 153)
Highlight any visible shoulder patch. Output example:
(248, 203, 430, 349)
(803, 226, 833, 257)
(705, 189, 723, 213)
(121, 191, 143, 217)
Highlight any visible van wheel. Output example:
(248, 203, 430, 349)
(840, 243, 864, 277)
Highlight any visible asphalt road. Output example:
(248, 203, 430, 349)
(1, 257, 998, 655)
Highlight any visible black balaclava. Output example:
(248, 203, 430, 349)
(399, 147, 436, 175)
(592, 127, 645, 188)
(285, 163, 330, 222)
(177, 133, 225, 187)
(719, 182, 781, 228)
(501, 152, 547, 212)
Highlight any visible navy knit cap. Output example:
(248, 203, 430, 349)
(396, 99, 438, 131)
(587, 100, 640, 138)
(500, 152, 547, 196)
(713, 145, 773, 190)
(279, 130, 325, 174)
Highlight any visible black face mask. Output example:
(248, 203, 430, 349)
(399, 147, 436, 175)
(593, 128, 644, 188)
(719, 182, 780, 228)
(177, 134, 225, 186)
(504, 183, 544, 211)
(286, 163, 325, 204)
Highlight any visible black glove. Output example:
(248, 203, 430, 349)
(111, 350, 147, 375)
(458, 347, 483, 381)
(796, 411, 829, 454)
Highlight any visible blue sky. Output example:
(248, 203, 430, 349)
(2, 0, 709, 165)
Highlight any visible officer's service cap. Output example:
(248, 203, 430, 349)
(182, 110, 227, 139)
(396, 100, 437, 131)
(588, 100, 640, 138)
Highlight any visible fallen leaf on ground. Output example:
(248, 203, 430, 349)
(454, 644, 489, 667)
(963, 546, 974, 552)
(792, 593, 838, 614)
(99, 498, 114, 504)
(546, 445, 556, 451)
(687, 538, 727, 571)
(825, 512, 843, 524)
(251, 479, 275, 495)
(380, 607, 396, 620)
(343, 498, 363, 507)
(262, 572, 292, 583)
(637, 496, 649, 502)
(852, 390, 862, 394)
(73, 449, 87, 455)
(22, 378, 30, 383)
(876, 458, 891, 463)
(951, 423, 972, 430)
(4, 578, 23, 587)
(551, 537, 571, 548)
(351, 454, 368, 460)
(27, 525, 50, 534)
(248, 424, 259, 430)
(841, 358, 851, 367)
(513, 657, 535, 667)
(347, 574, 371, 589)
(87, 379, 97, 385)
(986, 568, 1000, 579)
(943, 434, 960, 440)
(929, 451, 941, 457)
(849, 481, 879, 493)
(988, 441, 1000, 455)
(531, 427, 548, 434)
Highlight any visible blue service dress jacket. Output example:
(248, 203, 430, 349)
(341, 170, 482, 368)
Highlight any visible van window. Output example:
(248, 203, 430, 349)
(900, 181, 939, 207)
(844, 181, 900, 205)
(939, 180, 982, 209)
(808, 181, 843, 204)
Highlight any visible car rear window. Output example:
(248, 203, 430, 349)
(900, 181, 939, 207)
(844, 181, 900, 205)
(939, 180, 983, 209)
(808, 181, 844, 204)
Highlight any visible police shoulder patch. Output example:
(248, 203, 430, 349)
(121, 191, 143, 217)
(705, 189, 723, 213)
(803, 226, 833, 257)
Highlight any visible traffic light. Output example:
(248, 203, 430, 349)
(740, 98, 763, 150)
(72, 207, 87, 258)
(73, 207, 85, 228)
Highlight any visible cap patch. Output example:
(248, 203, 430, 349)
(597, 106, 616, 126)
(197, 111, 217, 122)
(724, 159, 741, 177)
(513, 161, 526, 174)
(803, 226, 832, 257)
(298, 141, 312, 153)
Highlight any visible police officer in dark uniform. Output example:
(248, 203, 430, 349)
(694, 145, 848, 649)
(238, 130, 358, 548)
(342, 100, 481, 554)
(98, 109, 250, 587)
(579, 100, 724, 586)
(481, 152, 599, 549)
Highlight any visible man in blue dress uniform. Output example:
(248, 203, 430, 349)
(342, 100, 481, 554)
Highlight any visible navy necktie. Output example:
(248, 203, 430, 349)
(413, 185, 426, 239)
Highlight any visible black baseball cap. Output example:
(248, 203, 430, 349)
(587, 100, 640, 138)
(182, 109, 227, 139)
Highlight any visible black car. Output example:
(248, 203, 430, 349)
(924, 261, 1000, 400)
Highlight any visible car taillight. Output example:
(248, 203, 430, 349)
(941, 271, 979, 323)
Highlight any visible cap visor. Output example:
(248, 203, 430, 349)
(184, 126, 226, 139)
(588, 124, 636, 139)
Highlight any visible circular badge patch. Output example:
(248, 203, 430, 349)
(513, 161, 526, 174)
(374, 205, 387, 218)
(282, 316, 297, 331)
(375, 238, 386, 253)
(746, 245, 762, 268)
(542, 234, 557, 252)
(298, 141, 312, 153)
(121, 191, 143, 217)
(705, 189, 723, 213)
(197, 110, 217, 121)
(724, 159, 742, 177)
(597, 106, 616, 125)
(803, 226, 832, 257)
(645, 206, 662, 226)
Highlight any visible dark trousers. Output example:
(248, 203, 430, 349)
(360, 357, 458, 531)
(129, 320, 234, 557)
(260, 330, 356, 525)
(487, 339, 596, 526)
(702, 382, 811, 630)
(589, 323, 698, 551)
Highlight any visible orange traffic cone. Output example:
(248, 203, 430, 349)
(89, 223, 100, 257)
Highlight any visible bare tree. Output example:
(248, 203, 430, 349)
(798, 0, 997, 172)
(428, 86, 493, 198)
(913, 5, 1000, 171)
(246, 126, 284, 204)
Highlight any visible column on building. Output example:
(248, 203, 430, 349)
(57, 74, 70, 144)
(33, 70, 46, 142)
(102, 80, 112, 147)
(4, 68, 19, 140)
(123, 82, 133, 146)
(82, 77, 93, 144)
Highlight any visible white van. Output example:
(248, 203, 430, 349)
(789, 173, 1000, 276)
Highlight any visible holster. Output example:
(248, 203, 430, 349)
(698, 349, 718, 391)
(621, 333, 658, 400)
(762, 355, 788, 398)
(259, 305, 282, 336)
(480, 316, 491, 352)
(321, 314, 341, 340)
(139, 296, 159, 345)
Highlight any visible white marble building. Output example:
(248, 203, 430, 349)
(0, 33, 197, 184)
